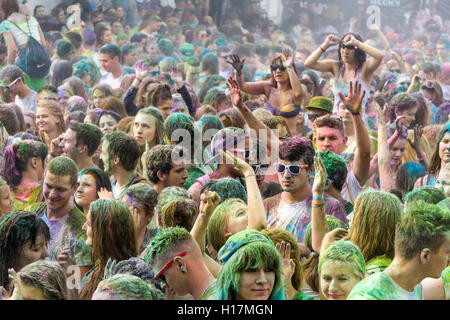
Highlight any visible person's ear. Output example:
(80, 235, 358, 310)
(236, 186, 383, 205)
(174, 257, 187, 273)
(31, 157, 38, 168)
(343, 136, 348, 145)
(157, 170, 167, 182)
(79, 144, 87, 154)
(420, 248, 431, 264)
(113, 156, 120, 166)
(225, 232, 232, 238)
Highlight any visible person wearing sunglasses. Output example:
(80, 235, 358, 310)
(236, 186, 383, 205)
(144, 226, 217, 300)
(305, 97, 333, 133)
(226, 48, 304, 113)
(264, 136, 346, 255)
(305, 32, 384, 114)
(0, 65, 37, 112)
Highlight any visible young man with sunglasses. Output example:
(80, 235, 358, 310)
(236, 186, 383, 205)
(0, 65, 37, 112)
(305, 96, 333, 133)
(264, 136, 346, 255)
(144, 226, 216, 300)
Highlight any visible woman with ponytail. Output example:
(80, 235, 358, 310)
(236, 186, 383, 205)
(1, 139, 47, 210)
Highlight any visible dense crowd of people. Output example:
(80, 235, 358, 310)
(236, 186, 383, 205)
(0, 0, 449, 301)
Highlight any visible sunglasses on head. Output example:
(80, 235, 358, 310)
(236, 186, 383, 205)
(271, 65, 286, 72)
(155, 251, 187, 284)
(275, 163, 309, 175)
(2, 77, 21, 91)
(251, 163, 270, 174)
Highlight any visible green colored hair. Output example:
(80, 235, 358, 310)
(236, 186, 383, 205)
(349, 189, 402, 262)
(145, 144, 180, 184)
(395, 200, 450, 260)
(136, 107, 164, 146)
(318, 241, 366, 280)
(201, 178, 247, 204)
(304, 215, 348, 252)
(156, 186, 191, 215)
(144, 226, 192, 264)
(95, 274, 164, 300)
(47, 156, 78, 187)
(161, 198, 198, 231)
(124, 183, 158, 215)
(216, 241, 285, 300)
(437, 198, 450, 210)
(319, 150, 348, 191)
(203, 87, 227, 106)
(69, 122, 102, 156)
(404, 186, 446, 208)
(207, 198, 247, 253)
(163, 113, 196, 151)
(73, 59, 101, 84)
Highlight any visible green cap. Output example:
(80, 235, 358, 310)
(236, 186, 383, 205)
(306, 97, 333, 114)
(180, 43, 195, 61)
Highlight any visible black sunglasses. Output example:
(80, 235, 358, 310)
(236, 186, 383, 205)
(251, 164, 270, 174)
(271, 65, 286, 72)
(307, 113, 322, 122)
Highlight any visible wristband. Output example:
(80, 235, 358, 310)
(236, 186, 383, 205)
(313, 194, 324, 201)
(320, 46, 326, 53)
(312, 202, 325, 208)
(351, 112, 361, 116)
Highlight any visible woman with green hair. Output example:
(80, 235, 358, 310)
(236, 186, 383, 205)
(403, 186, 446, 208)
(1, 140, 48, 210)
(215, 230, 285, 300)
(318, 240, 366, 300)
(73, 59, 101, 96)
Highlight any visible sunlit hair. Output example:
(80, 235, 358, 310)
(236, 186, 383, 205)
(36, 101, 66, 143)
(146, 84, 172, 107)
(395, 201, 450, 260)
(216, 237, 285, 300)
(314, 114, 345, 136)
(0, 211, 50, 289)
(262, 229, 303, 292)
(207, 198, 247, 253)
(79, 199, 137, 300)
(144, 226, 192, 264)
(386, 93, 418, 124)
(135, 78, 160, 108)
(136, 107, 164, 146)
(94, 274, 163, 300)
(318, 241, 366, 280)
(349, 190, 402, 262)
(18, 261, 67, 300)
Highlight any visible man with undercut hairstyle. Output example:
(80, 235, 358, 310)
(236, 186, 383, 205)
(57, 122, 102, 170)
(101, 131, 149, 199)
(146, 144, 189, 195)
(144, 226, 216, 300)
(26, 157, 92, 288)
(348, 201, 450, 300)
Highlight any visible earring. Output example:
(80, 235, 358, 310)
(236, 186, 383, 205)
(181, 269, 187, 273)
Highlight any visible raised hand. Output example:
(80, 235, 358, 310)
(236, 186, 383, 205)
(103, 258, 118, 280)
(8, 269, 22, 300)
(375, 101, 387, 127)
(408, 124, 423, 151)
(312, 153, 328, 196)
(221, 150, 253, 177)
(97, 188, 115, 200)
(343, 34, 358, 47)
(226, 54, 246, 74)
(50, 134, 63, 157)
(282, 48, 295, 68)
(323, 34, 340, 48)
(338, 80, 366, 115)
(320, 228, 348, 253)
(199, 191, 220, 218)
(275, 241, 295, 285)
(226, 76, 242, 107)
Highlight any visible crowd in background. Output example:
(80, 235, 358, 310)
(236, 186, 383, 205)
(0, 0, 449, 301)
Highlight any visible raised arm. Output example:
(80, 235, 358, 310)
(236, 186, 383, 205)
(338, 81, 371, 186)
(227, 54, 269, 96)
(376, 103, 395, 191)
(311, 153, 328, 253)
(282, 48, 304, 103)
(222, 150, 267, 231)
(227, 77, 280, 154)
(304, 34, 339, 75)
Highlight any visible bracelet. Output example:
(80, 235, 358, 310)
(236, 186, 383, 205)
(312, 202, 325, 208)
(351, 112, 361, 116)
(313, 194, 324, 201)
(320, 46, 326, 52)
(245, 174, 256, 178)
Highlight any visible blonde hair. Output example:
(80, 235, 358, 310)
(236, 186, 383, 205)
(37, 101, 66, 144)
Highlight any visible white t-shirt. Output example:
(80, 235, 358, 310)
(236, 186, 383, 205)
(341, 170, 363, 205)
(15, 89, 37, 112)
(100, 72, 123, 89)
